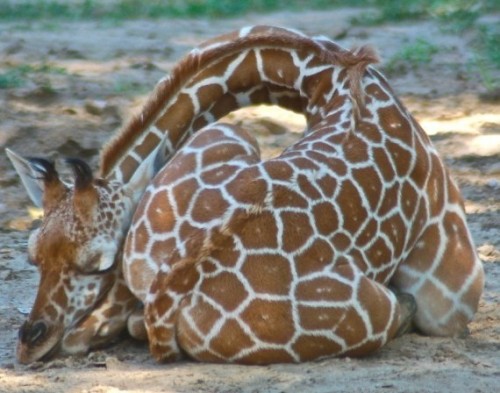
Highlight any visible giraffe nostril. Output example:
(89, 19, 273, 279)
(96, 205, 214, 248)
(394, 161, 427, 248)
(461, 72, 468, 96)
(18, 320, 48, 345)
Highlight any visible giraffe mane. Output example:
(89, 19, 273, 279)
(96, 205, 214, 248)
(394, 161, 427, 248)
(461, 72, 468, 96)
(99, 26, 379, 178)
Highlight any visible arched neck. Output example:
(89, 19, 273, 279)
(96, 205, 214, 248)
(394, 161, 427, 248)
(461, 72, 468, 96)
(100, 26, 377, 183)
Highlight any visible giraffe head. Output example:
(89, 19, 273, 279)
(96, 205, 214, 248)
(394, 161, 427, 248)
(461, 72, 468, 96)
(6, 147, 159, 364)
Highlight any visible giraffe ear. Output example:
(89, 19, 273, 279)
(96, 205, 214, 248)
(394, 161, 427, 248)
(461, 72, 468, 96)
(6, 148, 65, 209)
(124, 138, 168, 204)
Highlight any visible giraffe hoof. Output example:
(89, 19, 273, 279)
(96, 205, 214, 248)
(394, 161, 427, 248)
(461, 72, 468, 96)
(395, 292, 417, 337)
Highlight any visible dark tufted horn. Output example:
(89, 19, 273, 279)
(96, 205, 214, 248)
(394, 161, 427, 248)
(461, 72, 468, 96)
(65, 158, 94, 190)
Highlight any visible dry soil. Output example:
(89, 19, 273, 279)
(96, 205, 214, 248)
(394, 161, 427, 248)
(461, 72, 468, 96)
(0, 8, 499, 393)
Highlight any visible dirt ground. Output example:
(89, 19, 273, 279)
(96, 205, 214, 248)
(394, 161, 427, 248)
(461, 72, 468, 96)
(0, 8, 499, 393)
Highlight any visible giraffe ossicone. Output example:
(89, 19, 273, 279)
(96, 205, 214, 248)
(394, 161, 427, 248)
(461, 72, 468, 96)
(8, 25, 484, 365)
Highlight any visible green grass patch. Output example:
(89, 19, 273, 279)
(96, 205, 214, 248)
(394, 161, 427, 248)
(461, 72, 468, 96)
(15, 63, 67, 75)
(0, 63, 67, 89)
(351, 0, 431, 26)
(0, 69, 25, 89)
(472, 25, 500, 91)
(429, 0, 481, 32)
(0, 0, 497, 21)
(352, 0, 499, 26)
(385, 39, 440, 74)
(0, 0, 366, 20)
(479, 26, 500, 68)
(112, 79, 149, 96)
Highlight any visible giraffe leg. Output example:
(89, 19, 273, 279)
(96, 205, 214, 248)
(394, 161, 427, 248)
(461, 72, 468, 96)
(391, 213, 484, 337)
(292, 265, 416, 360)
(173, 261, 413, 363)
(144, 259, 200, 362)
(318, 263, 412, 358)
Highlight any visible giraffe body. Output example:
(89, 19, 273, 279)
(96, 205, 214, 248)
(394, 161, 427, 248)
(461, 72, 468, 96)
(8, 26, 483, 364)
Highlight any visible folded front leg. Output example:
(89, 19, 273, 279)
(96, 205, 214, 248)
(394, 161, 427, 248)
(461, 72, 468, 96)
(144, 259, 200, 362)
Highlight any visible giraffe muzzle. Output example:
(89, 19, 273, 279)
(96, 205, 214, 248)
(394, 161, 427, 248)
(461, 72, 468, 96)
(18, 320, 48, 346)
(16, 319, 63, 364)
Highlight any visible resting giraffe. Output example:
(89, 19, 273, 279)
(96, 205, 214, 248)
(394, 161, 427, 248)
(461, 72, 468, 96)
(7, 26, 483, 364)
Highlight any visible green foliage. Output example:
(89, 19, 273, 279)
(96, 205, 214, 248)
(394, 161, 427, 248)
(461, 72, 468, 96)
(0, 69, 25, 89)
(429, 0, 480, 32)
(347, 0, 499, 93)
(0, 0, 355, 20)
(352, 0, 497, 27)
(385, 39, 440, 74)
(0, 0, 497, 92)
(112, 79, 149, 96)
(351, 0, 430, 25)
(17, 63, 67, 75)
(479, 26, 500, 67)
(0, 0, 497, 21)
(0, 63, 67, 90)
(374, 0, 429, 21)
(472, 25, 500, 91)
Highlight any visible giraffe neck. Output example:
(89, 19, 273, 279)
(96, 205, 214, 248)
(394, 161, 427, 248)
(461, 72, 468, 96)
(100, 25, 377, 183)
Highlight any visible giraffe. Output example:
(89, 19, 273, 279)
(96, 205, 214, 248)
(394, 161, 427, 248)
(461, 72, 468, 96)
(7, 25, 483, 365)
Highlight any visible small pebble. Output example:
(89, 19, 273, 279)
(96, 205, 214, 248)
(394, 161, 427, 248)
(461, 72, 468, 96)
(84, 100, 108, 116)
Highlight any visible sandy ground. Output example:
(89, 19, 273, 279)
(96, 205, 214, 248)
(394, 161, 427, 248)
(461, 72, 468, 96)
(0, 8, 499, 393)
